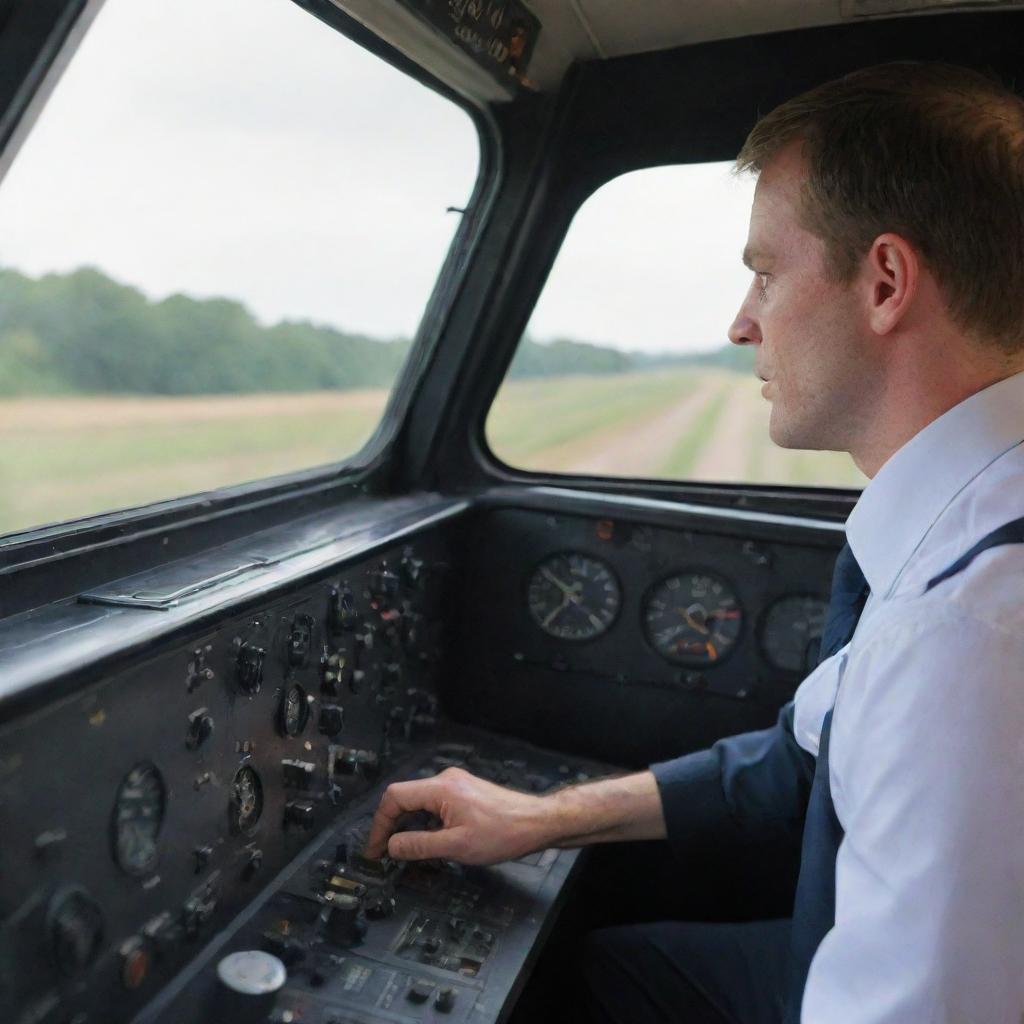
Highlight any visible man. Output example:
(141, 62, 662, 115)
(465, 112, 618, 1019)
(365, 62, 1024, 1022)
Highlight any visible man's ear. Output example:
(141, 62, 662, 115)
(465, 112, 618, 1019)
(864, 233, 919, 335)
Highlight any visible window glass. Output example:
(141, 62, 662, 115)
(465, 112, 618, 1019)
(486, 164, 866, 489)
(0, 0, 478, 536)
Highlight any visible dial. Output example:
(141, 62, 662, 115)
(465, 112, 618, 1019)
(527, 553, 621, 641)
(760, 595, 828, 673)
(112, 763, 166, 875)
(48, 887, 104, 975)
(279, 684, 310, 737)
(286, 614, 315, 668)
(644, 572, 743, 666)
(229, 766, 264, 834)
(327, 584, 359, 634)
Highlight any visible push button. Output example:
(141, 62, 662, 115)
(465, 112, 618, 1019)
(407, 979, 434, 1004)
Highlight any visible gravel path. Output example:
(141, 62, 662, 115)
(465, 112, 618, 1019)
(690, 376, 767, 482)
(533, 380, 727, 477)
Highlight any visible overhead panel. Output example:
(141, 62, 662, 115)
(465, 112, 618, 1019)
(331, 0, 516, 102)
(395, 0, 541, 89)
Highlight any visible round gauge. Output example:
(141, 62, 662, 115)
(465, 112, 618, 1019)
(760, 595, 828, 673)
(279, 684, 310, 737)
(644, 572, 743, 666)
(527, 552, 621, 641)
(229, 765, 263, 834)
(47, 887, 104, 975)
(112, 763, 166, 876)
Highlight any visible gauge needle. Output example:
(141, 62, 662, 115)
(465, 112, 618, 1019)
(542, 567, 582, 602)
(542, 593, 571, 627)
(677, 607, 709, 635)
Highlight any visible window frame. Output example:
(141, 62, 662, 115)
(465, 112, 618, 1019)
(465, 162, 863, 517)
(0, 0, 498, 572)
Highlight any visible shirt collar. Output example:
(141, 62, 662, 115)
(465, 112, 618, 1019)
(845, 370, 1024, 599)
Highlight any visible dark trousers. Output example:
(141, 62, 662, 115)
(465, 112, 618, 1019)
(511, 841, 796, 1024)
(581, 919, 791, 1024)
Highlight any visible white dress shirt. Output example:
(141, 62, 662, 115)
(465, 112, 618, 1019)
(791, 370, 1024, 1022)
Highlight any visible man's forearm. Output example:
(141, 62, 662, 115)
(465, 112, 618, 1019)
(542, 770, 667, 848)
(364, 766, 667, 864)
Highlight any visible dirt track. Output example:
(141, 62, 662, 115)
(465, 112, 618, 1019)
(534, 384, 725, 476)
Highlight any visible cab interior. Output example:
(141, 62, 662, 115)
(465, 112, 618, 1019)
(2, 2, 1023, 1022)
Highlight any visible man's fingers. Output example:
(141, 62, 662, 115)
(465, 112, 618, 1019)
(388, 825, 466, 862)
(363, 776, 449, 858)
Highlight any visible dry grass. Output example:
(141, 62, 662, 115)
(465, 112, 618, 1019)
(0, 371, 865, 536)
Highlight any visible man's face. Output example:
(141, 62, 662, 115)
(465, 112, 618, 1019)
(729, 144, 873, 452)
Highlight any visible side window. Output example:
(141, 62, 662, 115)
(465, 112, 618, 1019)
(0, 0, 478, 537)
(485, 164, 865, 489)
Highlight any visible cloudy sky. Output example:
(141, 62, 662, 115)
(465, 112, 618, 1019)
(0, 0, 756, 354)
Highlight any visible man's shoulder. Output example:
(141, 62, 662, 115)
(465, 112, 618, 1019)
(879, 538, 1024, 645)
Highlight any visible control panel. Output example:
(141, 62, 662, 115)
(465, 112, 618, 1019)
(0, 534, 456, 1024)
(135, 734, 604, 1024)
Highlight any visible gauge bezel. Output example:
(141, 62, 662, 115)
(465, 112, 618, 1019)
(524, 550, 622, 644)
(641, 568, 744, 668)
(47, 885, 105, 975)
(756, 592, 829, 675)
(229, 764, 264, 836)
(278, 683, 310, 737)
(110, 761, 166, 877)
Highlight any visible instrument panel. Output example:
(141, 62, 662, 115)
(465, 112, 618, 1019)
(446, 505, 839, 767)
(0, 490, 843, 1022)
(524, 550, 826, 672)
(0, 532, 455, 1024)
(521, 541, 828, 681)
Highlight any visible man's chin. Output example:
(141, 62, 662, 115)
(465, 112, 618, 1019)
(768, 415, 820, 451)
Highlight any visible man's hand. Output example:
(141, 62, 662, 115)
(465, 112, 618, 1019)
(363, 766, 667, 865)
(363, 767, 550, 864)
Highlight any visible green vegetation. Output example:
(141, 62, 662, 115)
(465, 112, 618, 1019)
(0, 264, 749, 396)
(0, 265, 410, 396)
(0, 262, 859, 537)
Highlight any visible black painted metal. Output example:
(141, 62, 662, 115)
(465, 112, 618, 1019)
(0, 0, 94, 183)
(397, 10, 1024, 519)
(0, 495, 468, 722)
(0, 0, 497, 591)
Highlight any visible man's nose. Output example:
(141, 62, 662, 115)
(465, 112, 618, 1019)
(728, 311, 761, 347)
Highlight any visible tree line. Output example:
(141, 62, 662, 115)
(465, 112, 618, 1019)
(0, 264, 750, 396)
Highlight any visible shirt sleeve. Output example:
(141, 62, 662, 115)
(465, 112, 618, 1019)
(651, 701, 816, 864)
(802, 611, 1024, 1023)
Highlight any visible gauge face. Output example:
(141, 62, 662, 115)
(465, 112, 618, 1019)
(230, 766, 263, 834)
(760, 595, 828, 673)
(112, 763, 166, 875)
(48, 887, 104, 975)
(644, 572, 743, 666)
(279, 684, 309, 737)
(527, 553, 621, 641)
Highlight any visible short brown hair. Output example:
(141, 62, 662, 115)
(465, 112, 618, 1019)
(737, 62, 1024, 350)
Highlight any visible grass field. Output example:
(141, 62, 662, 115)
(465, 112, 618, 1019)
(0, 369, 864, 536)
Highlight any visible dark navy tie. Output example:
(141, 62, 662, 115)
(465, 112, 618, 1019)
(818, 542, 869, 662)
(786, 541, 869, 1022)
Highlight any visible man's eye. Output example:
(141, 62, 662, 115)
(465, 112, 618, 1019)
(755, 272, 771, 298)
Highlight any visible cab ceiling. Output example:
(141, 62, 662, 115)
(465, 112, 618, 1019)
(334, 0, 1024, 100)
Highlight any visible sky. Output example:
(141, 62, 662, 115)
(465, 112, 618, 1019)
(0, 0, 757, 355)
